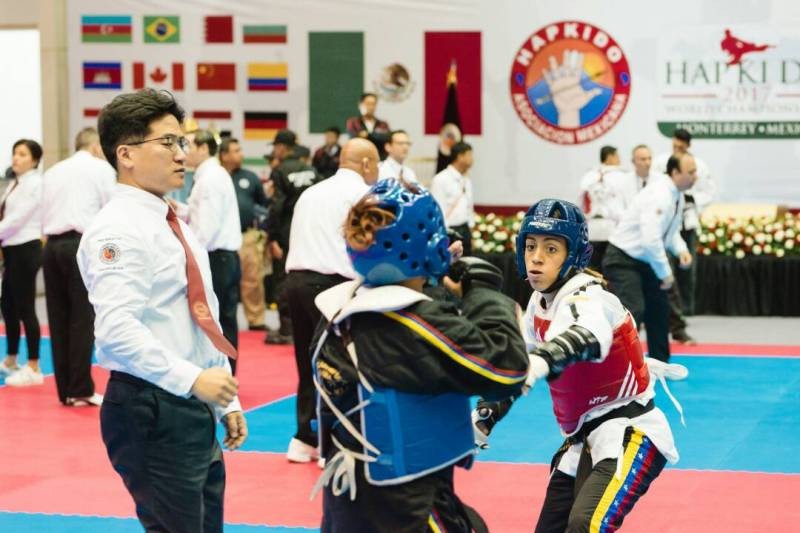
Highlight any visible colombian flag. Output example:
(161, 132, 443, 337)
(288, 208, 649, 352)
(244, 112, 287, 141)
(247, 63, 287, 91)
(81, 15, 132, 43)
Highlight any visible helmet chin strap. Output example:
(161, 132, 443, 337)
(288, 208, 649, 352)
(541, 267, 578, 294)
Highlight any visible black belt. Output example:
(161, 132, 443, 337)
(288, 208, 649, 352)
(47, 230, 82, 241)
(567, 399, 655, 446)
(109, 370, 162, 391)
(209, 249, 238, 256)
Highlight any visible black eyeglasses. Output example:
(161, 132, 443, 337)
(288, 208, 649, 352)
(127, 135, 190, 153)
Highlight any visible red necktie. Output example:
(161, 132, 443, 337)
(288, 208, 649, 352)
(166, 208, 237, 360)
(0, 179, 19, 221)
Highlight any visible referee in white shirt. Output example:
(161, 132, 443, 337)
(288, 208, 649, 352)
(602, 153, 697, 362)
(182, 130, 243, 373)
(282, 138, 379, 463)
(41, 127, 115, 406)
(378, 129, 418, 183)
(431, 142, 475, 255)
(77, 89, 246, 532)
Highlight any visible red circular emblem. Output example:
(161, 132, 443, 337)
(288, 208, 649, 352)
(193, 301, 210, 319)
(509, 21, 631, 144)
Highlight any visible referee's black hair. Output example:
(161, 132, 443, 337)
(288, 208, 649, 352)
(667, 155, 682, 176)
(98, 89, 185, 170)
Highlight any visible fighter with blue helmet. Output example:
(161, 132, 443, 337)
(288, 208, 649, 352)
(474, 198, 683, 532)
(310, 178, 529, 532)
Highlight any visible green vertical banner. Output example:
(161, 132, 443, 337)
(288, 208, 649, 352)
(308, 32, 364, 133)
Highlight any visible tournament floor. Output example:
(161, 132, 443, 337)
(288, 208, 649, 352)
(1, 331, 799, 532)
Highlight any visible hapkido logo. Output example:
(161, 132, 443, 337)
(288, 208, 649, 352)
(720, 29, 773, 66)
(99, 243, 121, 264)
(510, 21, 631, 145)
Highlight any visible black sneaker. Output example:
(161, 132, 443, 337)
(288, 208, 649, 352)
(265, 332, 293, 345)
(672, 330, 697, 345)
(248, 324, 267, 331)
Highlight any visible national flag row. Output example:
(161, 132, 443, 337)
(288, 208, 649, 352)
(83, 62, 287, 91)
(82, 108, 288, 141)
(81, 15, 287, 44)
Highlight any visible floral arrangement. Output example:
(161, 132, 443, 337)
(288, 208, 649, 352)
(697, 212, 799, 258)
(471, 212, 525, 253)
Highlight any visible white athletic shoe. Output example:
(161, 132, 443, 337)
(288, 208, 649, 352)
(67, 393, 104, 407)
(0, 360, 20, 377)
(5, 365, 44, 387)
(286, 437, 319, 463)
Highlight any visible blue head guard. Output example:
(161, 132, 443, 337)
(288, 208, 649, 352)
(348, 178, 451, 286)
(515, 199, 592, 281)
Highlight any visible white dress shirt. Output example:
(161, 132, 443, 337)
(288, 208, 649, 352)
(603, 170, 660, 221)
(42, 150, 116, 235)
(0, 169, 42, 246)
(180, 157, 242, 252)
(430, 165, 474, 228)
(577, 164, 625, 242)
(378, 157, 418, 183)
(77, 184, 241, 419)
(609, 174, 688, 281)
(653, 152, 714, 231)
(285, 168, 370, 278)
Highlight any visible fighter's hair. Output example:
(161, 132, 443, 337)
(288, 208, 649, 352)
(344, 196, 397, 252)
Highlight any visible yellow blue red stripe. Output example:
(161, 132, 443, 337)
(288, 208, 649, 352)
(428, 508, 446, 532)
(384, 311, 527, 385)
(589, 428, 657, 532)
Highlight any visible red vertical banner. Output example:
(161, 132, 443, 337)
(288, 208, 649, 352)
(133, 62, 145, 89)
(424, 32, 482, 135)
(172, 63, 185, 91)
(205, 16, 233, 43)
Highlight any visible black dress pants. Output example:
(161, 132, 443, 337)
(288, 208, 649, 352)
(43, 231, 95, 402)
(209, 250, 241, 373)
(1, 239, 41, 360)
(602, 244, 671, 361)
(101, 371, 225, 533)
(285, 270, 348, 446)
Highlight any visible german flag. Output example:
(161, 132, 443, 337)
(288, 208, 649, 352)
(243, 25, 287, 44)
(244, 112, 287, 140)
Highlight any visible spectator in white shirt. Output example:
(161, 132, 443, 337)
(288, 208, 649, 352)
(77, 89, 245, 532)
(283, 138, 379, 463)
(41, 127, 115, 405)
(578, 145, 624, 271)
(431, 142, 475, 255)
(378, 130, 418, 184)
(653, 128, 714, 319)
(603, 153, 697, 363)
(0, 139, 44, 387)
(181, 130, 243, 373)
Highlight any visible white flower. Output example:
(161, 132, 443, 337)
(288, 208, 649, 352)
(765, 224, 774, 233)
(746, 224, 756, 234)
(717, 244, 725, 253)
(472, 230, 482, 240)
(732, 232, 743, 243)
(786, 239, 795, 249)
(699, 234, 708, 243)
(735, 249, 745, 259)
(764, 244, 773, 254)
(786, 229, 795, 239)
(776, 248, 786, 258)
(486, 213, 496, 222)
(744, 236, 754, 246)
(516, 211, 525, 220)
(726, 240, 734, 249)
(478, 224, 486, 232)
(512, 221, 521, 232)
(486, 224, 497, 234)
(715, 228, 724, 237)
(481, 243, 494, 253)
(752, 244, 763, 255)
(474, 239, 485, 248)
(494, 231, 508, 241)
(703, 248, 712, 256)
(755, 233, 766, 244)
(766, 234, 774, 243)
(495, 244, 505, 253)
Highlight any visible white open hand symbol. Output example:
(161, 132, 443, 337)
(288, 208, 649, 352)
(543, 50, 602, 128)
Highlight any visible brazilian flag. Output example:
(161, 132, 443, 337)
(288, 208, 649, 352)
(144, 16, 180, 43)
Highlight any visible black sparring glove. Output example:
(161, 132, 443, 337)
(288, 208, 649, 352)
(448, 257, 503, 295)
(472, 395, 519, 449)
(533, 324, 602, 379)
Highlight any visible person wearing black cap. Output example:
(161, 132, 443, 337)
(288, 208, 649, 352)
(264, 130, 324, 344)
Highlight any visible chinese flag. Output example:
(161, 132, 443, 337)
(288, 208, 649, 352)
(197, 63, 236, 91)
(205, 15, 233, 43)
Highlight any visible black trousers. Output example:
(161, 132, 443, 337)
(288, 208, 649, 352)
(602, 244, 670, 362)
(449, 223, 473, 257)
(535, 427, 667, 533)
(285, 270, 348, 446)
(209, 250, 241, 374)
(271, 255, 292, 336)
(676, 229, 697, 315)
(101, 371, 225, 533)
(43, 232, 95, 402)
(1, 239, 42, 360)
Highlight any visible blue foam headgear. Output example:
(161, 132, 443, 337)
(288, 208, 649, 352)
(515, 198, 592, 281)
(348, 178, 451, 286)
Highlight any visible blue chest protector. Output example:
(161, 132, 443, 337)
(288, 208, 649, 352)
(358, 385, 474, 485)
(311, 281, 477, 499)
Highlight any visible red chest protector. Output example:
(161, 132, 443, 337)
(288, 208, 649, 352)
(534, 315, 649, 435)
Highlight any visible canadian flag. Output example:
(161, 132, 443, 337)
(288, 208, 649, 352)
(133, 63, 184, 91)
